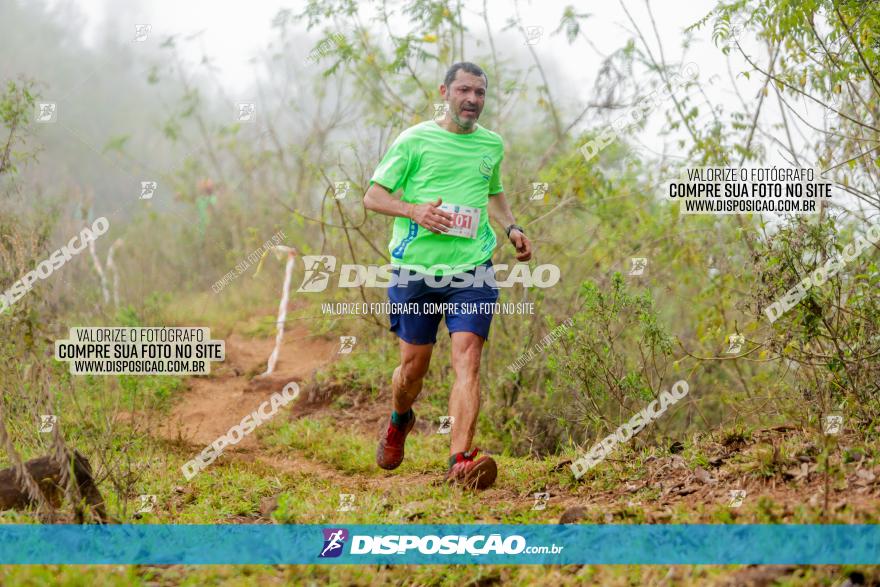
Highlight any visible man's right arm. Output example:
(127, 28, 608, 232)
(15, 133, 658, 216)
(363, 182, 414, 219)
(363, 183, 454, 234)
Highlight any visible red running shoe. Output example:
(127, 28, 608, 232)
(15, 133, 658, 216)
(376, 411, 416, 470)
(445, 447, 497, 490)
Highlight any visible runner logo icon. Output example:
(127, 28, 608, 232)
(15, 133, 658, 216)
(319, 528, 349, 558)
(297, 256, 338, 292)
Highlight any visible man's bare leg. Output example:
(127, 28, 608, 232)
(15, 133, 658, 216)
(445, 331, 496, 489)
(392, 339, 433, 414)
(448, 331, 484, 455)
(377, 339, 433, 470)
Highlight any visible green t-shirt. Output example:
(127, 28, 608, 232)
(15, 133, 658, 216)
(370, 120, 504, 276)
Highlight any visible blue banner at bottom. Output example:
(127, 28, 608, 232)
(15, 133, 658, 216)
(0, 524, 877, 564)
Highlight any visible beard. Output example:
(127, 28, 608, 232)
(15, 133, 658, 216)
(453, 106, 479, 128)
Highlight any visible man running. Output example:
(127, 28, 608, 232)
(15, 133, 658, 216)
(363, 62, 532, 489)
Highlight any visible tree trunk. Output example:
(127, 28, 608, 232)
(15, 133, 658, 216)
(0, 450, 109, 523)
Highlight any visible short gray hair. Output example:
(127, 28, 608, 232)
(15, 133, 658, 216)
(443, 62, 488, 88)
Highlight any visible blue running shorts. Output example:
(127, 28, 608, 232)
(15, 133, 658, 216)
(388, 261, 500, 345)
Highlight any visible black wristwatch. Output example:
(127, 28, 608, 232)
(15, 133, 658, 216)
(505, 224, 525, 237)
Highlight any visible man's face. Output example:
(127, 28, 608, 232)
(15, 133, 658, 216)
(440, 70, 486, 129)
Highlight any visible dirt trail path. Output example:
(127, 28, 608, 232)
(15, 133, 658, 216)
(155, 327, 439, 491)
(157, 326, 337, 450)
(153, 323, 880, 529)
(138, 324, 878, 586)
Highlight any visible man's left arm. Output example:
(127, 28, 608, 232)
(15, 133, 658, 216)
(488, 192, 532, 262)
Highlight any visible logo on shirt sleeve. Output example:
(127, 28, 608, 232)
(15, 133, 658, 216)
(479, 154, 494, 181)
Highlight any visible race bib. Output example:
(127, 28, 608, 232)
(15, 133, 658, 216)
(437, 203, 480, 239)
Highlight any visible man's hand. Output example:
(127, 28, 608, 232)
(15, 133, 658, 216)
(487, 192, 532, 261)
(409, 197, 454, 234)
(509, 229, 532, 261)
